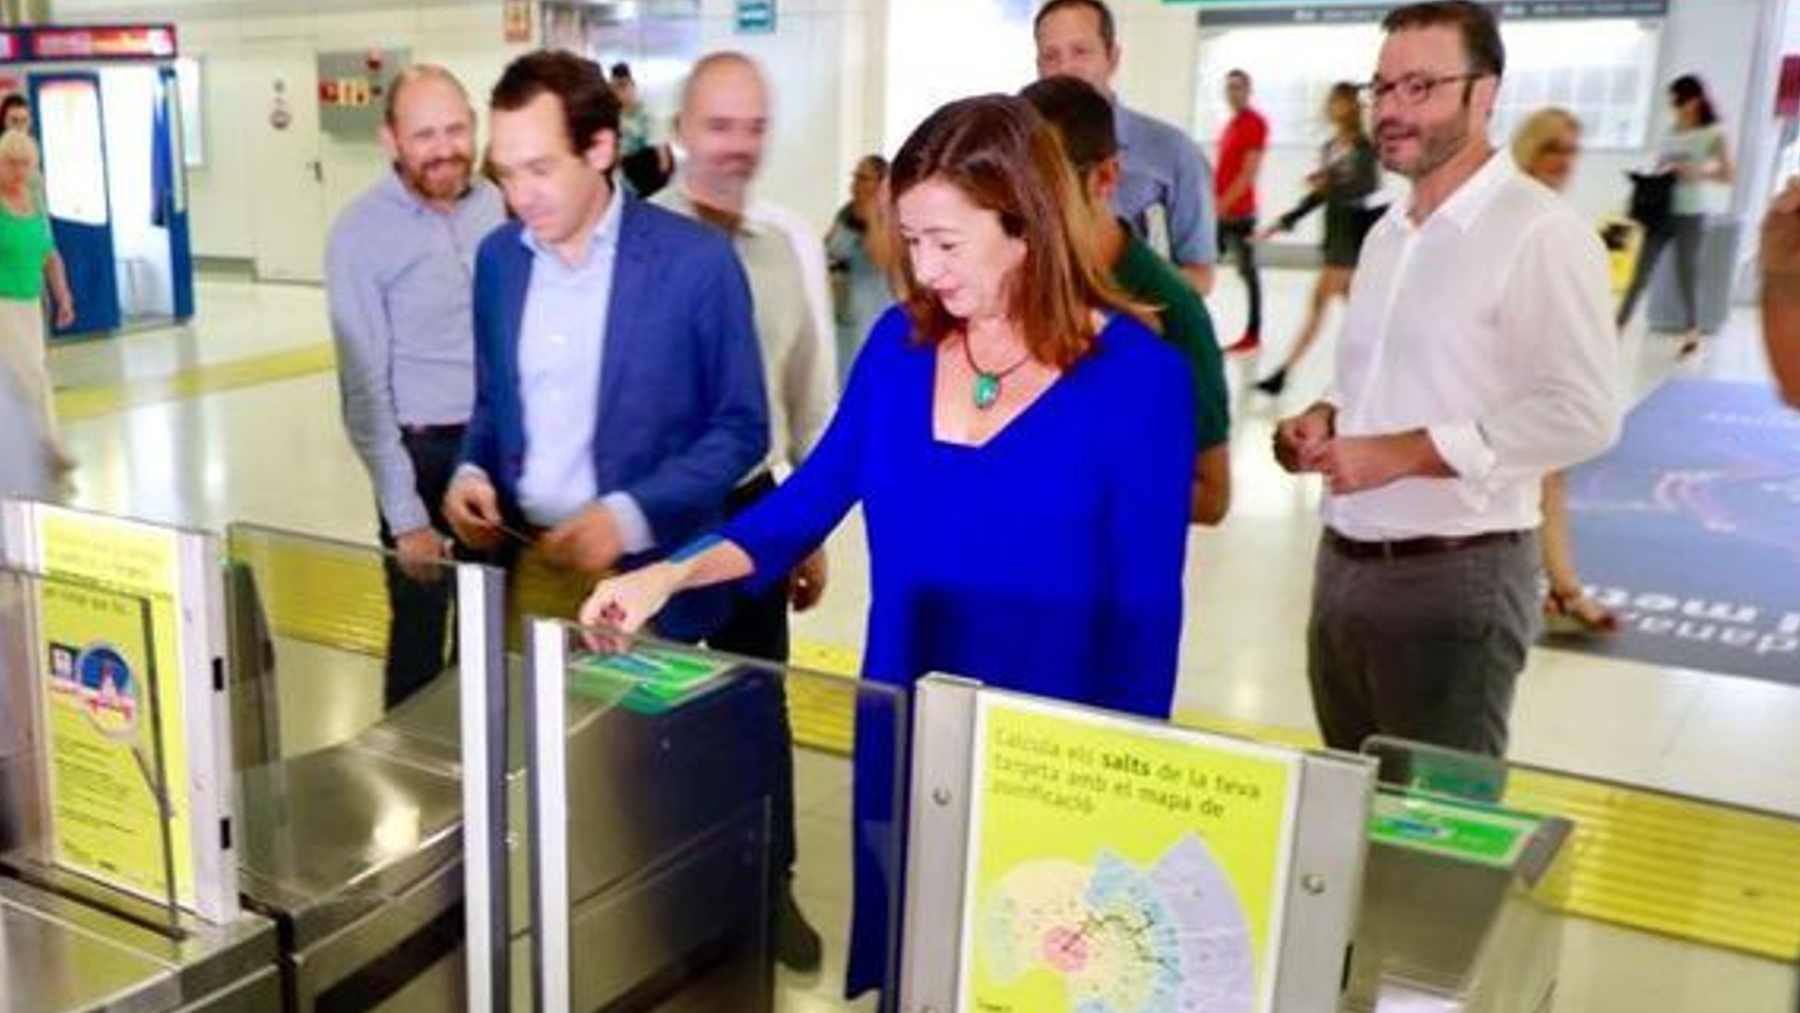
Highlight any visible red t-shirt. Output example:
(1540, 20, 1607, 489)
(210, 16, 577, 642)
(1215, 108, 1269, 220)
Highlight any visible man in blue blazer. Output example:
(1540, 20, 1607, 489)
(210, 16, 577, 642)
(443, 51, 768, 641)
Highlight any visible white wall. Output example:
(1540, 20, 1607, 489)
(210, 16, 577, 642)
(51, 0, 880, 267)
(51, 0, 1785, 273)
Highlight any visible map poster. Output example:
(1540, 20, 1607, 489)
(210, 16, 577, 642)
(34, 510, 196, 910)
(37, 578, 174, 903)
(958, 695, 1303, 1013)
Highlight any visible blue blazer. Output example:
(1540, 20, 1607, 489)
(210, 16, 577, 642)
(461, 197, 770, 639)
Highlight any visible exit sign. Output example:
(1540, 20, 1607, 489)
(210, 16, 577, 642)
(735, 0, 775, 34)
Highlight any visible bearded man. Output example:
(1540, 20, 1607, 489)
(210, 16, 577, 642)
(1273, 2, 1620, 757)
(326, 64, 508, 707)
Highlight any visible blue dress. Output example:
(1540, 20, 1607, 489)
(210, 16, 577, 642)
(722, 306, 1195, 1002)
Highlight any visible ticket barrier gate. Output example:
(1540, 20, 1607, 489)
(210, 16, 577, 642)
(222, 528, 780, 1012)
(236, 666, 777, 1011)
(1344, 738, 1572, 1012)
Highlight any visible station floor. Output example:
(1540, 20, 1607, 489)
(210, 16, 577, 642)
(46, 269, 1800, 1011)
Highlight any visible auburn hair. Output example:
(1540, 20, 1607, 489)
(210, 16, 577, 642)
(884, 93, 1146, 369)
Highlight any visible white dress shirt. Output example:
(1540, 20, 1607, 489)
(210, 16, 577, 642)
(1322, 152, 1621, 541)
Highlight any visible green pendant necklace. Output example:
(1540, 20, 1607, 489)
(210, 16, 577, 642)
(962, 334, 1031, 411)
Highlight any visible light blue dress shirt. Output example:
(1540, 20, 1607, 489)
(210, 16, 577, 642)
(510, 194, 653, 551)
(326, 173, 506, 534)
(1113, 102, 1217, 269)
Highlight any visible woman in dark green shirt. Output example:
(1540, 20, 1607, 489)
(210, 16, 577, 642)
(0, 129, 74, 454)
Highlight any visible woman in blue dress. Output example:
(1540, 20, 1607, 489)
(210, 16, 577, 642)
(582, 94, 1195, 1006)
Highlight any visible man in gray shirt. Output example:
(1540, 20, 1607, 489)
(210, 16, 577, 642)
(326, 65, 506, 707)
(1035, 0, 1218, 295)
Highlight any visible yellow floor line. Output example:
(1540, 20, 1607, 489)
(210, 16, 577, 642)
(232, 503, 1800, 966)
(55, 343, 336, 421)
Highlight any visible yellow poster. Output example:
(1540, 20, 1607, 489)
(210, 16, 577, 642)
(36, 511, 195, 909)
(38, 579, 173, 902)
(959, 696, 1302, 1013)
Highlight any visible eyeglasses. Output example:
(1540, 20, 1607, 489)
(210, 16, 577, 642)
(1361, 73, 1488, 107)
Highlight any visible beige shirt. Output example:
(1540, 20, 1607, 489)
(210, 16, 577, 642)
(653, 185, 836, 477)
(1322, 153, 1621, 540)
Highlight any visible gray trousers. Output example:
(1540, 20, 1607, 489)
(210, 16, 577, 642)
(1617, 213, 1705, 331)
(1306, 531, 1541, 757)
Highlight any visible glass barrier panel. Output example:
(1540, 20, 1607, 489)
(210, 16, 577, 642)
(1354, 735, 1800, 1012)
(520, 619, 910, 1013)
(0, 566, 180, 931)
(224, 521, 463, 764)
(225, 521, 484, 965)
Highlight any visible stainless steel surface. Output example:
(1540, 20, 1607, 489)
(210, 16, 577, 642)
(1344, 804, 1570, 1012)
(898, 675, 980, 1013)
(518, 628, 783, 1013)
(524, 619, 570, 1013)
(283, 844, 465, 1009)
(173, 966, 282, 1012)
(0, 877, 278, 1013)
(563, 806, 768, 1010)
(1275, 750, 1376, 1012)
(456, 562, 508, 1013)
(0, 890, 178, 1013)
(235, 725, 464, 949)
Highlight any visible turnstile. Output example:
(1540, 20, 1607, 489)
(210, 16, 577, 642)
(233, 662, 777, 1012)
(1344, 741, 1572, 1012)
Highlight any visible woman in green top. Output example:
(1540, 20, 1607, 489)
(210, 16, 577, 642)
(0, 129, 75, 454)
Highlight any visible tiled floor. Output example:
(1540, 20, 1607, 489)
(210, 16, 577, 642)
(46, 270, 1800, 1010)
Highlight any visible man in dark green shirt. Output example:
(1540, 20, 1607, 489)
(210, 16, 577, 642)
(1023, 75, 1232, 523)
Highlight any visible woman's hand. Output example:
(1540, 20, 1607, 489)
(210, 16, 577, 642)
(579, 561, 684, 637)
(1254, 222, 1284, 243)
(53, 297, 73, 329)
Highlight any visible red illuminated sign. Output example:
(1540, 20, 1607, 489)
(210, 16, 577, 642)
(29, 26, 177, 60)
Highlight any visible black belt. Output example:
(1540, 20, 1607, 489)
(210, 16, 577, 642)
(400, 423, 467, 439)
(726, 470, 777, 517)
(1324, 528, 1526, 561)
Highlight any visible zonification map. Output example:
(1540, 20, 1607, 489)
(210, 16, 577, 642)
(975, 834, 1254, 1013)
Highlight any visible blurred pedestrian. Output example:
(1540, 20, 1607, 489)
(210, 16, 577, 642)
(1617, 74, 1734, 356)
(1216, 69, 1268, 353)
(1254, 82, 1381, 396)
(0, 130, 73, 469)
(1514, 107, 1618, 635)
(825, 154, 892, 390)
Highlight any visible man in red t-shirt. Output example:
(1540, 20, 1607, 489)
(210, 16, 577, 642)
(1216, 69, 1268, 354)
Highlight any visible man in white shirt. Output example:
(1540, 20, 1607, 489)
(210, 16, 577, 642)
(654, 52, 836, 661)
(1274, 1, 1619, 757)
(652, 49, 836, 972)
